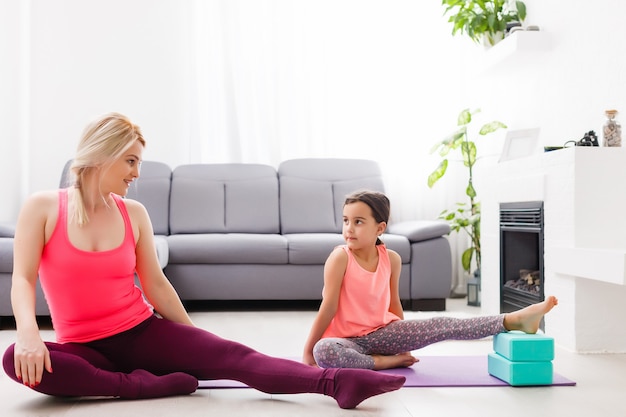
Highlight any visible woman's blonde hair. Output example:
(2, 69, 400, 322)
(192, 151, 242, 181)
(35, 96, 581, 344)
(68, 112, 146, 226)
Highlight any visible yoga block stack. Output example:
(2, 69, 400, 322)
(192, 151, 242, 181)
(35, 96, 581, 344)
(488, 331, 554, 386)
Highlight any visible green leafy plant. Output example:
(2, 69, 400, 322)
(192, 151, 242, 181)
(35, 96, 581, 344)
(428, 109, 506, 274)
(441, 0, 527, 46)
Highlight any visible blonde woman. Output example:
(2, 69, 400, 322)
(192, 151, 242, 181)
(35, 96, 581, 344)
(3, 113, 404, 409)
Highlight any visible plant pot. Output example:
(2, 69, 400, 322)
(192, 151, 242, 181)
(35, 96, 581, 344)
(482, 31, 504, 48)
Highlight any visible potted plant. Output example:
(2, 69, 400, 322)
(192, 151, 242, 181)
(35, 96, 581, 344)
(427, 108, 507, 276)
(441, 0, 527, 46)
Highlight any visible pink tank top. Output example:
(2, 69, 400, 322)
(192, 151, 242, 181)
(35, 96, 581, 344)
(39, 189, 153, 343)
(322, 244, 400, 338)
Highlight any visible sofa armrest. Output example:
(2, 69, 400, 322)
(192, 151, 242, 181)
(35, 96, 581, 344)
(387, 220, 450, 243)
(0, 222, 16, 238)
(154, 235, 169, 269)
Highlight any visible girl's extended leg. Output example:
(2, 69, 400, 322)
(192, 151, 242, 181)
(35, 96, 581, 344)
(313, 315, 505, 369)
(88, 316, 405, 409)
(313, 296, 559, 369)
(361, 315, 506, 354)
(2, 342, 198, 399)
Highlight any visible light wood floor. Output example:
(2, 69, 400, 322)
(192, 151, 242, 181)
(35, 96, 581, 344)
(1, 298, 624, 417)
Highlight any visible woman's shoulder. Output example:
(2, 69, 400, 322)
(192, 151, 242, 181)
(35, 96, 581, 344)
(118, 195, 148, 214)
(18, 190, 60, 225)
(23, 189, 60, 210)
(118, 196, 151, 229)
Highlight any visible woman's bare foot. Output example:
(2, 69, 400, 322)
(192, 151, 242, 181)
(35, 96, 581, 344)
(372, 353, 418, 370)
(503, 295, 559, 334)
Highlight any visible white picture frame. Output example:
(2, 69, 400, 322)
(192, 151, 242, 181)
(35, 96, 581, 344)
(498, 128, 541, 162)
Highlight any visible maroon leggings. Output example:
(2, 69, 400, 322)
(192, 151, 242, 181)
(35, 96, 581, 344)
(3, 315, 340, 398)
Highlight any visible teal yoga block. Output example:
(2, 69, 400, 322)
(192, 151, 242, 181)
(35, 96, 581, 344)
(488, 353, 553, 386)
(493, 331, 554, 362)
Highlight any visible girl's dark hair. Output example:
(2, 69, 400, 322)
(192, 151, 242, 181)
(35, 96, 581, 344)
(344, 190, 390, 245)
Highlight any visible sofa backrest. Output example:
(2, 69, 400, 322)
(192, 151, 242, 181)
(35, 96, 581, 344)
(127, 161, 172, 235)
(59, 160, 172, 235)
(278, 158, 385, 234)
(169, 164, 280, 234)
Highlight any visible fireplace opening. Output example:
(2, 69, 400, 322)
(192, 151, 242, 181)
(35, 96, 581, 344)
(499, 201, 544, 324)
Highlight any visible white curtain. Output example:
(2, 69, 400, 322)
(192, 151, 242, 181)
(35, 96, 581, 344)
(188, 0, 329, 165)
(188, 0, 475, 292)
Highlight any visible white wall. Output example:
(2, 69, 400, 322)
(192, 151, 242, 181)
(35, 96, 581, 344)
(2, 0, 625, 226)
(0, 0, 23, 222)
(0, 0, 194, 221)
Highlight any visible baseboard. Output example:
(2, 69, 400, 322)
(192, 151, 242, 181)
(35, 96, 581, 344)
(410, 298, 446, 311)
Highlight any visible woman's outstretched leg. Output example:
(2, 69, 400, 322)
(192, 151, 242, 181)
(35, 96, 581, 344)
(202, 344, 405, 409)
(102, 316, 404, 409)
(2, 342, 198, 399)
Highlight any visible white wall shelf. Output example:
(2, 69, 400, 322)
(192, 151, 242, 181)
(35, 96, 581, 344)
(480, 30, 550, 73)
(550, 246, 626, 286)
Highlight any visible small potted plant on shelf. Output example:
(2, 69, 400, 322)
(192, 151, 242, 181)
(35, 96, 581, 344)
(441, 0, 527, 47)
(427, 108, 507, 278)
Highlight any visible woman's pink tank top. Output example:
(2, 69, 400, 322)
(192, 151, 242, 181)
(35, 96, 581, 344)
(39, 189, 153, 343)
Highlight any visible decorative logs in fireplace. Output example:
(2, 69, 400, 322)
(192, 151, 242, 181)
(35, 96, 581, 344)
(504, 269, 541, 296)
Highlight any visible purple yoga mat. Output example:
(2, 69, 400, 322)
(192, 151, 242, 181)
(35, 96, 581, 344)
(197, 355, 576, 389)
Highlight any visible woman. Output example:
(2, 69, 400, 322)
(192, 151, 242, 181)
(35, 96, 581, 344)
(2, 113, 405, 409)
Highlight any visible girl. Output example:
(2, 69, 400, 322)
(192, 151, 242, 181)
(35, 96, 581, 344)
(2, 113, 405, 409)
(303, 190, 558, 370)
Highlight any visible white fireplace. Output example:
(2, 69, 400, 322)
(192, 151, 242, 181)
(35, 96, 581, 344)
(482, 147, 626, 353)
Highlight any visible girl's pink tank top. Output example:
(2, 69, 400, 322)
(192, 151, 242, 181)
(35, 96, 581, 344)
(322, 244, 400, 338)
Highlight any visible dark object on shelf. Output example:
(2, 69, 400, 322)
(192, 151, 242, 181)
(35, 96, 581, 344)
(564, 130, 599, 148)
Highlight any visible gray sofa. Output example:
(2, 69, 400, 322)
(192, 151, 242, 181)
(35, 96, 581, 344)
(0, 158, 452, 317)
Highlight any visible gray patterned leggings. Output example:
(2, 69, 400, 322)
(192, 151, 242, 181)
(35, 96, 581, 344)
(313, 315, 507, 369)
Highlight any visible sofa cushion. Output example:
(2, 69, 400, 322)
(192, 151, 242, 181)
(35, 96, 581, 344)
(278, 158, 385, 234)
(285, 233, 346, 264)
(167, 234, 288, 264)
(127, 161, 172, 235)
(170, 164, 280, 234)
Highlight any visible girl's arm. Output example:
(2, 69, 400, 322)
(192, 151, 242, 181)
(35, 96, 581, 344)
(387, 249, 404, 319)
(302, 247, 347, 366)
(129, 200, 195, 327)
(11, 192, 55, 388)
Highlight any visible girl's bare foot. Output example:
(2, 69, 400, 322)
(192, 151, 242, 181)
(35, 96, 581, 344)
(503, 295, 559, 334)
(372, 353, 418, 370)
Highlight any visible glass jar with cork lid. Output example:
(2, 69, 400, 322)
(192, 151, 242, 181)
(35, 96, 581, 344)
(603, 109, 622, 147)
